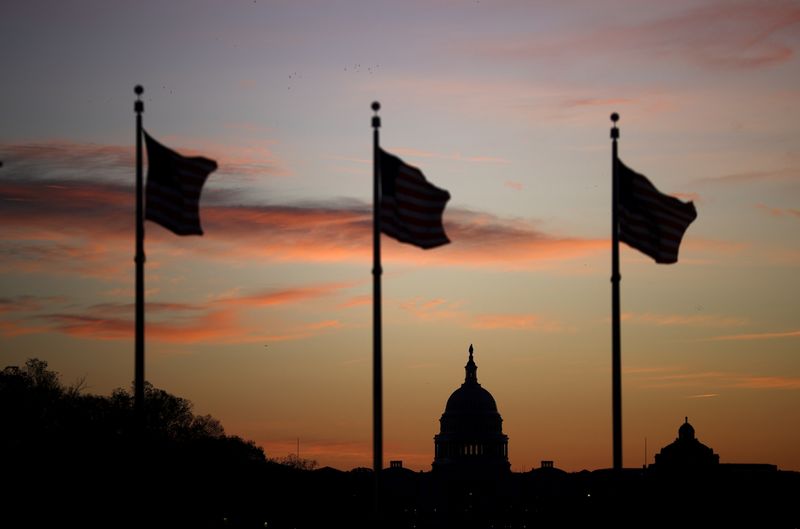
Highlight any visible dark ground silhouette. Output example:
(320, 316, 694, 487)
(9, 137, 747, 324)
(2, 359, 798, 528)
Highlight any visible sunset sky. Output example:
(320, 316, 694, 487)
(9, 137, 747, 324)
(1, 0, 799, 472)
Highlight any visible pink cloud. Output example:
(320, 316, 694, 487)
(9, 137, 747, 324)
(0, 282, 354, 345)
(339, 295, 371, 309)
(621, 312, 748, 327)
(733, 376, 800, 390)
(399, 297, 464, 322)
(35, 309, 342, 345)
(504, 180, 523, 191)
(756, 203, 800, 219)
(217, 282, 356, 307)
(686, 393, 719, 399)
(471, 1, 800, 71)
(390, 146, 510, 165)
(397, 297, 564, 332)
(709, 329, 800, 341)
(628, 366, 800, 391)
(673, 192, 702, 203)
(0, 137, 286, 186)
(562, 97, 637, 108)
(695, 167, 799, 185)
(470, 313, 561, 331)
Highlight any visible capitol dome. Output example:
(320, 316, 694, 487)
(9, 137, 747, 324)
(433, 345, 510, 475)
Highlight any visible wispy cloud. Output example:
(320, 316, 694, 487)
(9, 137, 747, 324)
(708, 329, 800, 341)
(673, 192, 702, 203)
(470, 313, 562, 331)
(732, 376, 800, 390)
(561, 97, 637, 108)
(0, 283, 353, 345)
(686, 393, 719, 399)
(621, 312, 748, 328)
(470, 1, 800, 71)
(694, 167, 799, 185)
(398, 297, 564, 332)
(391, 146, 510, 165)
(0, 138, 287, 186)
(755, 203, 800, 219)
(338, 295, 370, 309)
(399, 297, 464, 322)
(628, 366, 800, 391)
(217, 283, 356, 308)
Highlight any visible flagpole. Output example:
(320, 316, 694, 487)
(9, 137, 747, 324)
(610, 112, 622, 471)
(371, 101, 383, 516)
(134, 85, 146, 426)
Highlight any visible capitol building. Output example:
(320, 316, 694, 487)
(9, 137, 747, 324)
(432, 344, 510, 477)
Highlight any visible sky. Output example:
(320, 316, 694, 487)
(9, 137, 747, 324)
(1, 0, 799, 472)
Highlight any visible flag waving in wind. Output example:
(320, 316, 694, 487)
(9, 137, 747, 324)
(143, 131, 217, 236)
(379, 148, 451, 249)
(618, 160, 697, 264)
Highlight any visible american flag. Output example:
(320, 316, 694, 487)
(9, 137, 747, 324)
(143, 131, 217, 236)
(379, 148, 451, 249)
(618, 160, 697, 264)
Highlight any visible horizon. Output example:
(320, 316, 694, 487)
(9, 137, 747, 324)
(1, 0, 798, 473)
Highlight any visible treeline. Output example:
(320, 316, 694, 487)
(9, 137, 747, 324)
(0, 359, 335, 528)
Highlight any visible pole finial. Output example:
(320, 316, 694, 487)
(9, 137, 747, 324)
(610, 112, 619, 140)
(134, 85, 144, 114)
(371, 101, 381, 129)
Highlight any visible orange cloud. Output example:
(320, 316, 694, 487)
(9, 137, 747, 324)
(628, 366, 800, 391)
(40, 310, 244, 344)
(399, 297, 464, 322)
(673, 192, 702, 203)
(470, 313, 559, 331)
(756, 203, 800, 219)
(217, 282, 356, 307)
(686, 394, 719, 399)
(38, 309, 342, 345)
(621, 312, 748, 327)
(339, 295, 371, 309)
(709, 330, 800, 341)
(733, 376, 800, 390)
(397, 297, 564, 332)
(0, 282, 352, 345)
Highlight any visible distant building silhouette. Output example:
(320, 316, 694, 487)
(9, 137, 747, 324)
(433, 344, 510, 476)
(652, 417, 720, 470)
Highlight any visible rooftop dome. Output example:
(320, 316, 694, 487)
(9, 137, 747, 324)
(678, 417, 695, 440)
(444, 345, 499, 414)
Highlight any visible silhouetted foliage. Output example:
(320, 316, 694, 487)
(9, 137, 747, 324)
(270, 452, 319, 471)
(1, 359, 268, 528)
